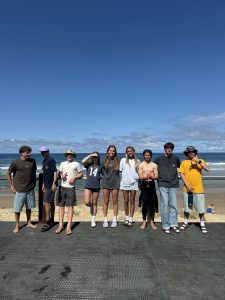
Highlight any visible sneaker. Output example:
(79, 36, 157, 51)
(91, 220, 96, 228)
(103, 220, 108, 228)
(111, 221, 118, 228)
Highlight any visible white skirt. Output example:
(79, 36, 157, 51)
(120, 181, 139, 191)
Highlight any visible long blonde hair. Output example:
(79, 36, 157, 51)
(125, 146, 139, 168)
(103, 145, 119, 170)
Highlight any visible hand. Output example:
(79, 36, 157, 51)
(68, 178, 75, 184)
(61, 173, 68, 179)
(10, 185, 16, 193)
(192, 156, 199, 162)
(186, 185, 193, 193)
(146, 172, 151, 180)
(52, 182, 57, 192)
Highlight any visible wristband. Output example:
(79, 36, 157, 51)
(198, 160, 202, 164)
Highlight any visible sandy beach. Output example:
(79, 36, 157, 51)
(1, 184, 225, 223)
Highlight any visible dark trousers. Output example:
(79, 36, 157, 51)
(140, 181, 158, 221)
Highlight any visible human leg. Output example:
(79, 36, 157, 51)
(50, 202, 55, 224)
(13, 192, 25, 233)
(84, 188, 92, 206)
(111, 189, 119, 227)
(66, 206, 73, 234)
(56, 206, 65, 233)
(103, 189, 110, 227)
(180, 192, 191, 230)
(129, 190, 136, 219)
(91, 191, 99, 227)
(25, 190, 37, 228)
(148, 189, 157, 230)
(194, 193, 207, 233)
(140, 191, 148, 229)
(168, 188, 179, 228)
(112, 189, 119, 218)
(14, 213, 20, 233)
(26, 209, 37, 228)
(123, 190, 129, 221)
(159, 187, 170, 230)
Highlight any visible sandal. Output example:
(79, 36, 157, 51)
(123, 220, 129, 226)
(162, 229, 170, 234)
(171, 226, 180, 233)
(200, 226, 208, 234)
(127, 221, 134, 228)
(41, 222, 52, 232)
(180, 223, 188, 230)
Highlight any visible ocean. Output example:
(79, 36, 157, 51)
(0, 152, 224, 190)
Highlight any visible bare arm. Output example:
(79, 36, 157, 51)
(138, 165, 147, 180)
(68, 171, 83, 184)
(149, 164, 158, 180)
(180, 173, 193, 192)
(51, 171, 58, 191)
(7, 172, 16, 193)
(192, 156, 209, 172)
(81, 154, 92, 165)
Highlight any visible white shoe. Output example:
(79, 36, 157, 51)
(111, 221, 117, 228)
(91, 220, 96, 227)
(103, 220, 108, 228)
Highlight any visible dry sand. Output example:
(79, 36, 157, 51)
(1, 188, 224, 223)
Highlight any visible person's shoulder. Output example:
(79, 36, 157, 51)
(172, 155, 180, 160)
(28, 158, 36, 163)
(11, 158, 20, 164)
(180, 159, 189, 165)
(74, 161, 82, 168)
(154, 154, 164, 162)
(48, 156, 56, 163)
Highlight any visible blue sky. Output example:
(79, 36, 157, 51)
(0, 0, 225, 153)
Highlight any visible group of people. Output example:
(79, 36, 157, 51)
(7, 142, 209, 235)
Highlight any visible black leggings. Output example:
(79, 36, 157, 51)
(141, 181, 157, 221)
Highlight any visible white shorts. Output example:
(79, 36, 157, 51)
(120, 181, 139, 191)
(183, 192, 205, 214)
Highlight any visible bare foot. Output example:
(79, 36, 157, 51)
(66, 228, 72, 235)
(27, 223, 37, 229)
(13, 227, 20, 233)
(140, 222, 147, 230)
(55, 226, 64, 234)
(150, 221, 157, 230)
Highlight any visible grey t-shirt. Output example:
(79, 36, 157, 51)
(101, 160, 120, 189)
(8, 158, 37, 192)
(154, 154, 180, 188)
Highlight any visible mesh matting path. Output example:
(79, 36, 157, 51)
(0, 222, 225, 300)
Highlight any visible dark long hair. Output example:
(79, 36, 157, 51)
(91, 151, 101, 166)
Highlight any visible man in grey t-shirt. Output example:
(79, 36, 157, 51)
(7, 145, 37, 233)
(154, 142, 181, 234)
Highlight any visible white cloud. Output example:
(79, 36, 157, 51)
(180, 111, 225, 124)
(1, 112, 225, 152)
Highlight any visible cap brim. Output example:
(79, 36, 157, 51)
(64, 153, 76, 157)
